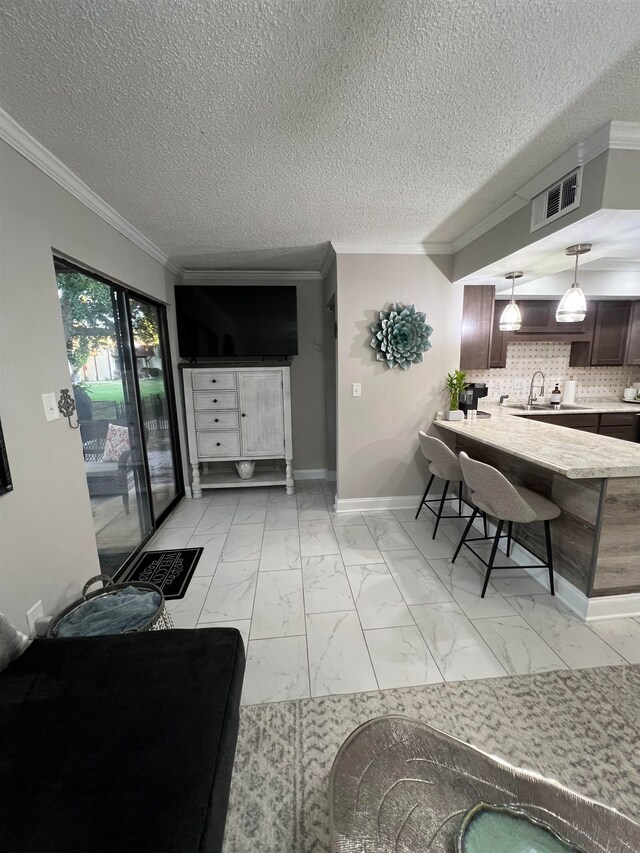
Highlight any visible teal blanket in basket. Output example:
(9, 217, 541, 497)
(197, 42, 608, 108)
(56, 587, 161, 637)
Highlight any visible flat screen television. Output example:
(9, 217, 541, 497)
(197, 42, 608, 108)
(175, 285, 298, 358)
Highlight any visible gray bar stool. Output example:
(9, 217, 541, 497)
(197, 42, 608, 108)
(416, 432, 473, 539)
(453, 451, 560, 597)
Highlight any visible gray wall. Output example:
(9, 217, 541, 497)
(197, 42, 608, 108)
(0, 140, 179, 631)
(322, 259, 337, 475)
(335, 253, 463, 501)
(174, 278, 327, 474)
(603, 149, 640, 208)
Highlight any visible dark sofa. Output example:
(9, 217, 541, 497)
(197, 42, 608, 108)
(0, 628, 245, 852)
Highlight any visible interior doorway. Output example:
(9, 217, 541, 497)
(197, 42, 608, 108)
(55, 256, 183, 575)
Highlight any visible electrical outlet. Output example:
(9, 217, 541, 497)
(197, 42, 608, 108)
(352, 383, 362, 397)
(26, 601, 44, 637)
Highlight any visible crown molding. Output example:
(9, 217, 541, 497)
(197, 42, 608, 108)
(609, 120, 640, 150)
(450, 120, 640, 254)
(319, 244, 336, 278)
(331, 241, 453, 255)
(0, 107, 183, 277)
(181, 269, 323, 282)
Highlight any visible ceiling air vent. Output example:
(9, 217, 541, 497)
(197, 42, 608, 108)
(530, 168, 582, 232)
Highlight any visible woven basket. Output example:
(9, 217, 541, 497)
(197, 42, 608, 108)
(47, 575, 174, 638)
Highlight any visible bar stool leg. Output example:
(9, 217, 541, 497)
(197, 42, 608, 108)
(482, 519, 504, 598)
(452, 507, 477, 562)
(415, 473, 434, 520)
(544, 520, 555, 595)
(458, 481, 463, 517)
(432, 480, 450, 539)
(482, 513, 488, 538)
(506, 521, 513, 557)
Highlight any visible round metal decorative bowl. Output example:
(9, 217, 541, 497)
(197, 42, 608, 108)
(329, 716, 640, 852)
(456, 802, 586, 852)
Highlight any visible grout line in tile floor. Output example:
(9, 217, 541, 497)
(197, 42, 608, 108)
(298, 539, 313, 701)
(154, 480, 639, 704)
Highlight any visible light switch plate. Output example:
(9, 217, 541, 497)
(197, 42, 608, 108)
(352, 383, 362, 397)
(42, 392, 60, 421)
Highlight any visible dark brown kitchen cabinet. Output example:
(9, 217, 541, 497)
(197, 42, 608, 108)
(599, 412, 640, 443)
(490, 300, 591, 369)
(512, 301, 586, 336)
(626, 300, 640, 365)
(460, 291, 639, 371)
(525, 411, 639, 442)
(460, 285, 495, 370)
(489, 309, 508, 368)
(590, 301, 631, 365)
(526, 413, 599, 432)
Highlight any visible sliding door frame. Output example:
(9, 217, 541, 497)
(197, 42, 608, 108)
(53, 252, 184, 560)
(122, 291, 185, 524)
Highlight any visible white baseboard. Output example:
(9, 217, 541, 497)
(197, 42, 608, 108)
(583, 592, 640, 621)
(336, 494, 425, 513)
(470, 514, 640, 621)
(294, 468, 329, 480)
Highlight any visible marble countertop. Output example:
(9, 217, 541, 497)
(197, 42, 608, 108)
(435, 401, 640, 479)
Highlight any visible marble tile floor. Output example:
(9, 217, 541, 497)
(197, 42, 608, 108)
(146, 479, 640, 705)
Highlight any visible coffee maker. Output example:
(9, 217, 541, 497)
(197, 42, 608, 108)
(458, 383, 491, 419)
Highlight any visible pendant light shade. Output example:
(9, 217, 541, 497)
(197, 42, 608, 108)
(499, 271, 523, 331)
(556, 244, 591, 323)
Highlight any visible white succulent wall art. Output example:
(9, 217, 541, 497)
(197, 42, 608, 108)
(369, 303, 433, 369)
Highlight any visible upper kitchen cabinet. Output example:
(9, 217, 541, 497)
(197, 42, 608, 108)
(460, 285, 495, 370)
(568, 300, 636, 367)
(590, 301, 631, 366)
(625, 300, 640, 366)
(461, 286, 592, 370)
(511, 300, 587, 336)
(460, 287, 640, 371)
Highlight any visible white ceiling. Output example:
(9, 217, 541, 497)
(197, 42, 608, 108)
(1, 1, 640, 270)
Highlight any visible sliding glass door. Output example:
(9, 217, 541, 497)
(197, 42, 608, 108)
(128, 297, 179, 520)
(55, 258, 182, 575)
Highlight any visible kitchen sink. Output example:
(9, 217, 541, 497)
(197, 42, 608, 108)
(507, 403, 548, 411)
(507, 403, 591, 412)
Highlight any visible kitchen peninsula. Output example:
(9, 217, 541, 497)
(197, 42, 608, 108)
(436, 403, 640, 619)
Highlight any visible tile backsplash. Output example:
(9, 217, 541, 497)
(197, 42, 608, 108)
(465, 341, 640, 402)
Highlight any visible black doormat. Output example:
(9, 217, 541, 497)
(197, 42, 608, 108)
(119, 548, 203, 600)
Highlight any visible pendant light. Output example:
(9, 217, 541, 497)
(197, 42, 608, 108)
(499, 271, 523, 331)
(556, 243, 591, 322)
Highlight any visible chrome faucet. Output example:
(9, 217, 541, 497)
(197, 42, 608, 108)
(527, 371, 545, 407)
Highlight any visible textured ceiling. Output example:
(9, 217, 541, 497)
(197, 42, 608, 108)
(1, 0, 639, 270)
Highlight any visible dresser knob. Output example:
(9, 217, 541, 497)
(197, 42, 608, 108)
(242, 413, 246, 417)
(216, 442, 221, 447)
(211, 379, 217, 383)
(213, 399, 217, 403)
(215, 418, 219, 423)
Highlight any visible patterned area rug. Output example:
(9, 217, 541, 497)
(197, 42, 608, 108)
(222, 664, 640, 852)
(119, 548, 203, 599)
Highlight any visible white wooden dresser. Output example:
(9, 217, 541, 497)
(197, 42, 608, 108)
(181, 365, 294, 496)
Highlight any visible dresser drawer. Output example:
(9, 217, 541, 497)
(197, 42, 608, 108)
(196, 430, 241, 457)
(192, 371, 237, 391)
(195, 411, 239, 430)
(193, 391, 238, 411)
